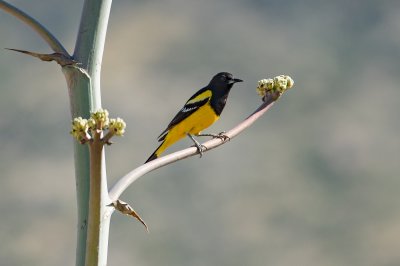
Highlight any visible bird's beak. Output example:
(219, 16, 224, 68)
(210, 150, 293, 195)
(233, 78, 243, 83)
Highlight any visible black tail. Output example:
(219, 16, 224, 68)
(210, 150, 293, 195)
(144, 142, 163, 163)
(144, 151, 158, 163)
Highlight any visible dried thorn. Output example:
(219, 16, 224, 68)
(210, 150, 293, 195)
(5, 48, 77, 66)
(111, 200, 149, 232)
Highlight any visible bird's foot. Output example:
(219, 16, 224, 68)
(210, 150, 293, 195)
(191, 143, 207, 158)
(197, 131, 230, 141)
(188, 133, 207, 158)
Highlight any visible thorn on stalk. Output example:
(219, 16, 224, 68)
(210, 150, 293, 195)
(109, 199, 149, 232)
(5, 48, 77, 66)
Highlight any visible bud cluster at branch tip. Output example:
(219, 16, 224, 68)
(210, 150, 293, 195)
(109, 118, 126, 136)
(257, 75, 294, 101)
(70, 109, 126, 144)
(90, 108, 109, 130)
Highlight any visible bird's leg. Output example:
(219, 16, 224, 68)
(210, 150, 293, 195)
(187, 134, 207, 157)
(196, 131, 230, 141)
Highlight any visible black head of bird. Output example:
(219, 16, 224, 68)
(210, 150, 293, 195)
(208, 72, 242, 115)
(209, 72, 243, 91)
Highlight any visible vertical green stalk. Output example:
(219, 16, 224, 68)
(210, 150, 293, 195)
(62, 0, 113, 265)
(63, 65, 93, 266)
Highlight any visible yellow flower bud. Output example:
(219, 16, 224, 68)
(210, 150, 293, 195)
(109, 117, 126, 136)
(91, 109, 110, 129)
(70, 117, 89, 141)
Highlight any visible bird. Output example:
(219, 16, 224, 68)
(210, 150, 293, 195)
(145, 72, 243, 163)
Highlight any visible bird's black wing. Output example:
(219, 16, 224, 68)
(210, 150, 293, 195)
(157, 87, 212, 141)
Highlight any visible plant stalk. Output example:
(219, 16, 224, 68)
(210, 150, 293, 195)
(64, 0, 113, 265)
(85, 141, 111, 265)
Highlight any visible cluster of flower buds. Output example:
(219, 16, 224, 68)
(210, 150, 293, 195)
(109, 118, 126, 136)
(71, 117, 90, 143)
(256, 75, 294, 100)
(70, 109, 126, 144)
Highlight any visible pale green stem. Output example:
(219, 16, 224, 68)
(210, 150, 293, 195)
(1, 1, 113, 265)
(67, 1, 113, 265)
(74, 0, 113, 105)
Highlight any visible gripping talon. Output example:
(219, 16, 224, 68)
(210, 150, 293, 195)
(198, 144, 207, 157)
(197, 131, 230, 141)
(190, 143, 207, 157)
(188, 134, 207, 158)
(216, 131, 230, 141)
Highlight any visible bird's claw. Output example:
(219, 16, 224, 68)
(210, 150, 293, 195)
(197, 131, 230, 141)
(214, 131, 230, 141)
(191, 143, 207, 157)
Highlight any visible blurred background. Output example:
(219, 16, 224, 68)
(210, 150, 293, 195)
(1, 0, 399, 265)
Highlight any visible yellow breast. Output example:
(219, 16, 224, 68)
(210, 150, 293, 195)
(166, 103, 218, 140)
(159, 102, 219, 155)
(185, 103, 219, 135)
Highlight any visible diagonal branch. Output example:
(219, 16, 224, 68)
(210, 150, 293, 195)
(108, 91, 280, 201)
(0, 0, 69, 55)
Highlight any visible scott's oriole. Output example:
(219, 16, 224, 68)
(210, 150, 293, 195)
(145, 72, 242, 163)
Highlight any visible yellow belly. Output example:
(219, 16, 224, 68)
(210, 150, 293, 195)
(181, 103, 219, 135)
(156, 103, 219, 156)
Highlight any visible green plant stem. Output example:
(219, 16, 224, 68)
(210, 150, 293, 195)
(74, 0, 113, 100)
(67, 1, 112, 265)
(2, 0, 111, 265)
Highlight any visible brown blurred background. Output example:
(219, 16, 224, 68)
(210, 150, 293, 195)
(1, 0, 399, 265)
